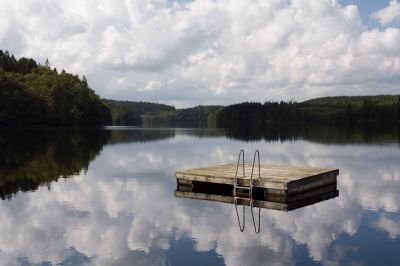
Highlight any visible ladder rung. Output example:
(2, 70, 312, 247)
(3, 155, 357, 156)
(235, 186, 250, 190)
(234, 197, 250, 200)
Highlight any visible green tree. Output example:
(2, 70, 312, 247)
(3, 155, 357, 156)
(0, 51, 112, 127)
(82, 75, 88, 85)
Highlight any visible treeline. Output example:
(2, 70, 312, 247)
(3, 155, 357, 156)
(0, 50, 38, 74)
(108, 96, 400, 127)
(216, 96, 400, 128)
(103, 99, 174, 126)
(0, 50, 112, 127)
(3, 51, 400, 128)
(141, 105, 223, 126)
(304, 95, 400, 106)
(104, 100, 223, 127)
(107, 96, 399, 127)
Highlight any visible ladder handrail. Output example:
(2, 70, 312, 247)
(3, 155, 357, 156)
(250, 150, 261, 234)
(250, 200, 261, 234)
(234, 198, 245, 232)
(233, 149, 245, 197)
(250, 150, 260, 199)
(234, 198, 261, 234)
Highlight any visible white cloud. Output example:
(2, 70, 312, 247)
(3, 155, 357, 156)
(375, 214, 400, 239)
(372, 0, 400, 26)
(1, 0, 400, 106)
(140, 80, 162, 91)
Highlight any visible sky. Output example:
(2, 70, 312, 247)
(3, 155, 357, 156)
(1, 0, 400, 107)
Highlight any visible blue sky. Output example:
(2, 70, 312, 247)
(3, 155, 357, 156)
(339, 0, 390, 27)
(174, 0, 392, 27)
(174, 0, 392, 28)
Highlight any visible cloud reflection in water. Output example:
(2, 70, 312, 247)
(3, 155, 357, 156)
(0, 128, 399, 265)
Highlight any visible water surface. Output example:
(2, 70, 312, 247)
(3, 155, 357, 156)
(0, 126, 399, 266)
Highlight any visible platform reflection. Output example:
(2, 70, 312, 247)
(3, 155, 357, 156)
(176, 182, 339, 233)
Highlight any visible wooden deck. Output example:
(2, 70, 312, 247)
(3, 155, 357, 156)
(175, 163, 339, 195)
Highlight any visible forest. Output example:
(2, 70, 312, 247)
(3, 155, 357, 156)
(108, 95, 399, 127)
(104, 99, 222, 127)
(215, 96, 400, 128)
(0, 50, 112, 126)
(103, 99, 175, 125)
(141, 105, 223, 127)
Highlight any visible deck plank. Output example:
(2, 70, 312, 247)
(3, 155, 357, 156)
(175, 163, 338, 193)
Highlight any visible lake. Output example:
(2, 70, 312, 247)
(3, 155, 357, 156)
(0, 125, 399, 266)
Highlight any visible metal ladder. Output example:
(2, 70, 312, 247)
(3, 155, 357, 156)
(233, 150, 261, 199)
(233, 150, 261, 233)
(233, 149, 248, 199)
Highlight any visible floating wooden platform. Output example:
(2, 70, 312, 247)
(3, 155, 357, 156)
(175, 163, 339, 195)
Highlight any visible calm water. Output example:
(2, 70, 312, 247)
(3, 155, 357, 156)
(0, 126, 399, 266)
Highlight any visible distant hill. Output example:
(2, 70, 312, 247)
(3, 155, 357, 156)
(216, 95, 400, 128)
(103, 99, 223, 126)
(103, 99, 175, 125)
(103, 99, 175, 114)
(141, 105, 224, 126)
(303, 95, 400, 107)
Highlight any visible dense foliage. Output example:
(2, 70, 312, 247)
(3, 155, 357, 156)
(103, 99, 175, 125)
(0, 50, 112, 126)
(103, 99, 222, 127)
(216, 96, 400, 128)
(0, 50, 38, 74)
(141, 105, 223, 127)
(304, 95, 400, 107)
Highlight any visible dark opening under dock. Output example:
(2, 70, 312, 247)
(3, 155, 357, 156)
(175, 163, 339, 195)
(175, 183, 339, 211)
